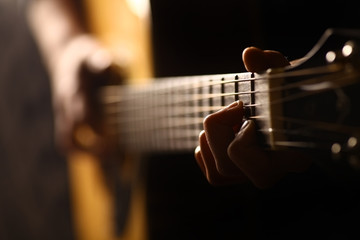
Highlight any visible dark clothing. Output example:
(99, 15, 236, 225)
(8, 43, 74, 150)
(0, 2, 73, 240)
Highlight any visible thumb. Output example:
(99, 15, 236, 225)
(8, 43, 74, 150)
(227, 120, 277, 189)
(242, 47, 290, 73)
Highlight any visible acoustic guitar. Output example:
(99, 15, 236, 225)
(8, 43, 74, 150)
(67, 1, 360, 239)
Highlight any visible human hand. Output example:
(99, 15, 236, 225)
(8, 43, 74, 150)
(194, 47, 312, 188)
(50, 35, 117, 155)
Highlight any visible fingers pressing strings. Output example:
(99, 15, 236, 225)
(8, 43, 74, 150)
(195, 131, 248, 186)
(202, 101, 247, 177)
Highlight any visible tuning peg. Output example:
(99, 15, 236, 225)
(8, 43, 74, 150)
(326, 51, 337, 63)
(342, 41, 358, 57)
(325, 51, 337, 63)
(331, 142, 344, 162)
(347, 136, 358, 150)
(346, 136, 360, 169)
(331, 136, 360, 163)
(342, 40, 360, 70)
(326, 41, 360, 65)
(331, 142, 342, 155)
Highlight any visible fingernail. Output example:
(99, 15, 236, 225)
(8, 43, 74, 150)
(240, 120, 250, 131)
(235, 120, 251, 138)
(194, 146, 207, 175)
(227, 100, 242, 110)
(195, 145, 201, 154)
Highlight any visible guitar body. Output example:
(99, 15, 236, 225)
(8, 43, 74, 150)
(68, 0, 153, 240)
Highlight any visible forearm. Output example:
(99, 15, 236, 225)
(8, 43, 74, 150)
(27, 0, 86, 73)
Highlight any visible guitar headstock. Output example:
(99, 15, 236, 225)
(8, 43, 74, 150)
(286, 28, 360, 73)
(258, 29, 360, 169)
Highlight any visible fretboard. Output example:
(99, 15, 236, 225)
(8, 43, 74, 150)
(100, 29, 360, 158)
(101, 72, 257, 153)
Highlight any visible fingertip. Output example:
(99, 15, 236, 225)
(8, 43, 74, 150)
(242, 47, 290, 73)
(198, 129, 205, 138)
(225, 100, 243, 111)
(198, 130, 207, 145)
(194, 146, 207, 175)
(239, 119, 250, 131)
(203, 101, 244, 131)
(242, 46, 260, 58)
(242, 47, 266, 72)
(195, 145, 201, 155)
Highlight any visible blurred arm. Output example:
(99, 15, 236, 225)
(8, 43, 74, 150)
(27, 0, 85, 73)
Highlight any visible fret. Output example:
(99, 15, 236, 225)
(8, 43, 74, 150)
(250, 74, 256, 117)
(162, 79, 171, 150)
(149, 85, 159, 150)
(234, 75, 239, 101)
(237, 73, 252, 109)
(172, 78, 183, 150)
(186, 77, 195, 150)
(221, 78, 225, 106)
(197, 78, 207, 135)
(162, 80, 171, 151)
(208, 79, 214, 115)
(212, 79, 221, 112)
(157, 80, 170, 151)
(142, 89, 149, 150)
(253, 70, 284, 149)
(172, 78, 186, 150)
(136, 89, 145, 149)
(174, 77, 183, 150)
(224, 79, 235, 106)
(196, 78, 203, 133)
(155, 80, 161, 150)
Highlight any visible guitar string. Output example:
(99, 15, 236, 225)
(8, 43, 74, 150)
(114, 114, 359, 151)
(110, 80, 358, 151)
(109, 111, 359, 149)
(115, 130, 348, 152)
(109, 112, 360, 135)
(103, 69, 357, 119)
(102, 64, 358, 149)
(109, 90, 359, 151)
(105, 71, 353, 117)
(100, 63, 342, 104)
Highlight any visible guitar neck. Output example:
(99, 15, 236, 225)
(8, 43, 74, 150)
(101, 72, 257, 153)
(101, 35, 360, 156)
